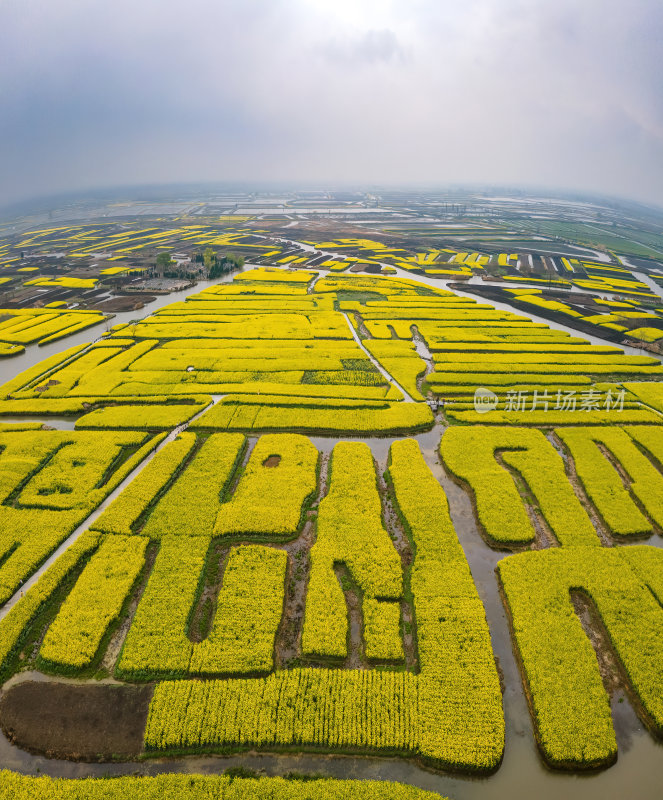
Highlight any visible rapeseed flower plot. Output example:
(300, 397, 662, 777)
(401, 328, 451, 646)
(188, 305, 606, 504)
(146, 668, 419, 754)
(92, 433, 197, 536)
(628, 326, 663, 342)
(0, 430, 157, 604)
(75, 400, 209, 430)
(388, 439, 504, 769)
(303, 442, 403, 660)
(446, 408, 660, 425)
(39, 535, 148, 672)
(143, 433, 246, 538)
(0, 309, 107, 347)
(0, 532, 100, 681)
(215, 434, 318, 538)
(118, 537, 286, 677)
(23, 277, 98, 289)
(193, 400, 433, 435)
(557, 426, 663, 536)
(440, 426, 598, 547)
(499, 546, 663, 767)
(0, 770, 446, 799)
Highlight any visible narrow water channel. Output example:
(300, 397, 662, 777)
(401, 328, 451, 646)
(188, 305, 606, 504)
(0, 266, 251, 386)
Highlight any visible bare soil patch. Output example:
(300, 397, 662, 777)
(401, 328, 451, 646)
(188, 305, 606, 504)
(0, 680, 153, 760)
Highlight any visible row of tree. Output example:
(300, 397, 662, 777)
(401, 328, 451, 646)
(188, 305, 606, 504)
(200, 247, 245, 278)
(156, 249, 245, 279)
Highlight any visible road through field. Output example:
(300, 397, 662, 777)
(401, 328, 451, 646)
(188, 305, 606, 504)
(341, 311, 415, 402)
(0, 395, 224, 624)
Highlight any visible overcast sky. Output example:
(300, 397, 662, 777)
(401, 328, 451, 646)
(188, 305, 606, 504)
(1, 0, 662, 209)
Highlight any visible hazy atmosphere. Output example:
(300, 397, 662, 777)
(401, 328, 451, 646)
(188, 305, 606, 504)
(2, 0, 662, 208)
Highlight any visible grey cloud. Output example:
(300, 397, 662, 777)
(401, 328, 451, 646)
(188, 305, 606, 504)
(320, 29, 410, 66)
(0, 0, 662, 208)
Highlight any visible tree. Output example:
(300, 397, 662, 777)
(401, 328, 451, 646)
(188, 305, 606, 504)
(209, 260, 225, 279)
(156, 252, 173, 271)
(209, 253, 245, 279)
(203, 247, 216, 272)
